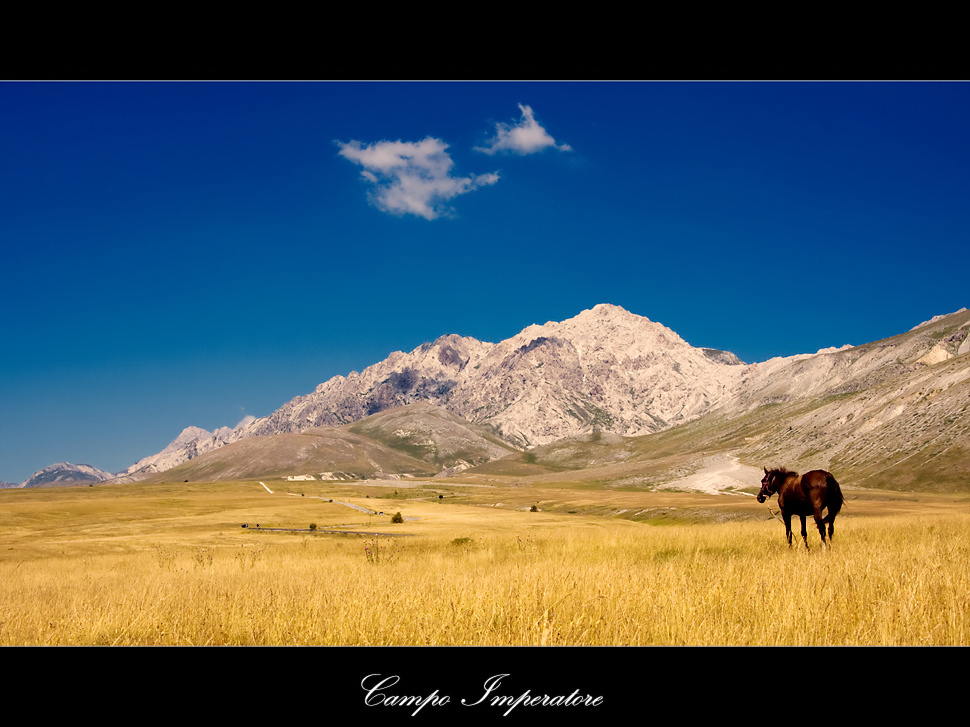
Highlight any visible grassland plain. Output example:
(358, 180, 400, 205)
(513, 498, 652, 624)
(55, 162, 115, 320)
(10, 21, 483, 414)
(1, 478, 969, 646)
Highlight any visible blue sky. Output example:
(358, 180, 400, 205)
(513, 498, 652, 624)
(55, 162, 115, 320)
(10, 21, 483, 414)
(2, 81, 968, 482)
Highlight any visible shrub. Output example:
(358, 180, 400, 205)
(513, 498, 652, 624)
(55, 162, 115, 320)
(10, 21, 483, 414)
(530, 504, 539, 512)
(391, 512, 404, 524)
(309, 523, 317, 531)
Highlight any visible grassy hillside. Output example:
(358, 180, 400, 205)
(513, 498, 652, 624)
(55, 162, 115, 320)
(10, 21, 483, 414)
(345, 402, 519, 469)
(144, 403, 521, 484)
(150, 429, 437, 483)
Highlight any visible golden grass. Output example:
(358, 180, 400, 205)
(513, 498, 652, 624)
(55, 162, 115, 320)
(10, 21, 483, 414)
(2, 481, 969, 645)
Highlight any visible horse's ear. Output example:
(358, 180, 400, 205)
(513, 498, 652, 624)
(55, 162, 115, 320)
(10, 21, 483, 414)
(764, 466, 768, 474)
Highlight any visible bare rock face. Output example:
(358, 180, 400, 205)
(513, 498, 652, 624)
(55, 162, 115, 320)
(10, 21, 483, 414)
(444, 304, 746, 447)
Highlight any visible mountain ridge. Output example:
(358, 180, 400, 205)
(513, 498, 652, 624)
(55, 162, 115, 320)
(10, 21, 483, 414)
(15, 304, 970, 491)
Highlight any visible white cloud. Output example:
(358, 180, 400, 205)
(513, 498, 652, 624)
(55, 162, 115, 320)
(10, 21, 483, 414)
(475, 104, 572, 156)
(336, 137, 499, 220)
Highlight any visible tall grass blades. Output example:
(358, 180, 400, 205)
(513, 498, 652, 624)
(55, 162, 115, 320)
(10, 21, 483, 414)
(1, 514, 968, 645)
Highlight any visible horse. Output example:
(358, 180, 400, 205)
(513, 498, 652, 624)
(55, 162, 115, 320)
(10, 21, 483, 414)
(757, 467, 844, 549)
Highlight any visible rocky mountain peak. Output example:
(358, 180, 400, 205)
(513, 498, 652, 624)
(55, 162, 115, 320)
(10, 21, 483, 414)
(117, 304, 755, 469)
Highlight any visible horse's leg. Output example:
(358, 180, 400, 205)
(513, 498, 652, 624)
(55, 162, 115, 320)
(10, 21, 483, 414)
(799, 515, 809, 550)
(814, 505, 828, 547)
(784, 513, 793, 548)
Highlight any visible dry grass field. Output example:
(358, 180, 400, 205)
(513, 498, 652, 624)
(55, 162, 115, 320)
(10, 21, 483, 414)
(2, 478, 969, 646)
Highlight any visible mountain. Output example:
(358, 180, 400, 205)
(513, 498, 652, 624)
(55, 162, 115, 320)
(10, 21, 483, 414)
(60, 303, 970, 491)
(434, 304, 745, 447)
(716, 307, 970, 490)
(467, 307, 970, 493)
(225, 303, 746, 451)
(21, 463, 115, 488)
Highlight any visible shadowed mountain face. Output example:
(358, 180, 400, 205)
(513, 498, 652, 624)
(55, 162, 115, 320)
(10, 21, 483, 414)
(116, 305, 970, 490)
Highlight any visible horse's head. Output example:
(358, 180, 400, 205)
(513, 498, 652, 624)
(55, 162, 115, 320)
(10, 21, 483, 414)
(757, 467, 777, 503)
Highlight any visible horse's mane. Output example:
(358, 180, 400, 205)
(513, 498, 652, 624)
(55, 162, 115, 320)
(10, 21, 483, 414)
(763, 468, 801, 498)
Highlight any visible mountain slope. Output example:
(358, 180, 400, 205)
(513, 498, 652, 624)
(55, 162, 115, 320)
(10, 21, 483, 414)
(734, 325, 970, 491)
(720, 307, 970, 413)
(152, 428, 437, 483)
(464, 308, 970, 492)
(344, 402, 520, 473)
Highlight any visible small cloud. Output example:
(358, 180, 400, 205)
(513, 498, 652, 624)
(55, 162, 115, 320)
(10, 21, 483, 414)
(475, 104, 572, 156)
(336, 137, 499, 220)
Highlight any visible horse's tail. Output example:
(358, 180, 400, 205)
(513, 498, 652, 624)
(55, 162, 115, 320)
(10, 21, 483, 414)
(826, 472, 845, 516)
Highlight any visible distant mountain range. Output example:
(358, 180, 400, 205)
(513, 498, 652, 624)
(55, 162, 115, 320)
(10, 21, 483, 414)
(12, 304, 970, 491)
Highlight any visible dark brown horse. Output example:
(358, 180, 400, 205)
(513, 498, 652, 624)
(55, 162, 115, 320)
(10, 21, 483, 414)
(757, 467, 844, 548)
